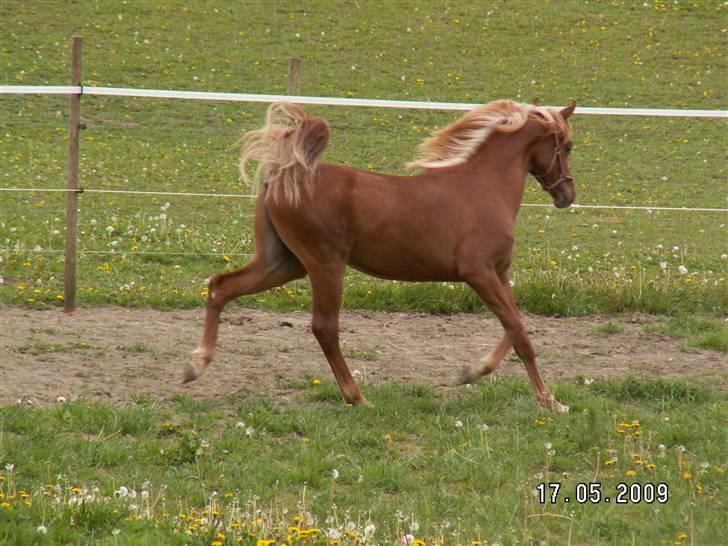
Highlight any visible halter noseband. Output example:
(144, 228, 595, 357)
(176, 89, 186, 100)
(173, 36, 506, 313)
(533, 133, 573, 192)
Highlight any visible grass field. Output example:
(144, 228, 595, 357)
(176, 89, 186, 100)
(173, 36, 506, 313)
(1, 378, 726, 545)
(1, 0, 726, 315)
(1, 1, 727, 544)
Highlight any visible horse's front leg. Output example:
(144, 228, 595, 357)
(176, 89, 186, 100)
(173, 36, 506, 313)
(307, 263, 367, 405)
(466, 268, 568, 413)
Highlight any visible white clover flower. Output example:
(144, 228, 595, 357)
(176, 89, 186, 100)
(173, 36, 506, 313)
(364, 523, 376, 537)
(331, 468, 339, 480)
(659, 261, 667, 270)
(455, 420, 463, 428)
(544, 442, 552, 450)
(37, 525, 48, 534)
(56, 396, 66, 403)
(235, 421, 245, 429)
(678, 265, 688, 275)
(245, 426, 255, 437)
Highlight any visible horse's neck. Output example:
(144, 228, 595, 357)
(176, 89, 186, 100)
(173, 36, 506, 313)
(469, 130, 532, 216)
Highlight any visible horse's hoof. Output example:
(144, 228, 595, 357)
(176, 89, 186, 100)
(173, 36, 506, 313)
(542, 397, 569, 413)
(458, 366, 478, 385)
(182, 363, 201, 384)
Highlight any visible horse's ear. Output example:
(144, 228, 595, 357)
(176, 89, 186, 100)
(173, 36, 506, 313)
(560, 102, 576, 119)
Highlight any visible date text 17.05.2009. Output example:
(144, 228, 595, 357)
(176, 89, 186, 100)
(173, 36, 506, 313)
(536, 482, 669, 504)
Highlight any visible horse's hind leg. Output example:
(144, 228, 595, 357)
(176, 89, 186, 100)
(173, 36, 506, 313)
(459, 334, 511, 384)
(466, 269, 568, 413)
(186, 198, 306, 383)
(307, 263, 366, 405)
(186, 254, 304, 382)
(460, 272, 516, 383)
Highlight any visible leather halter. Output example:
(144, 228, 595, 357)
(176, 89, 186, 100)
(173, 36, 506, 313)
(533, 133, 573, 192)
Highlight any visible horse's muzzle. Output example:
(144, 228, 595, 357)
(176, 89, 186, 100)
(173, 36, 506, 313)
(552, 183, 575, 209)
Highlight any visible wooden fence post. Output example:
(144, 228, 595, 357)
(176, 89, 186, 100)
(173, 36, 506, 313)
(64, 35, 82, 314)
(288, 57, 302, 96)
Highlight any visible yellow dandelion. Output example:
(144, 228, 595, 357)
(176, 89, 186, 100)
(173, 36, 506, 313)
(626, 469, 636, 476)
(682, 471, 692, 480)
(312, 379, 321, 385)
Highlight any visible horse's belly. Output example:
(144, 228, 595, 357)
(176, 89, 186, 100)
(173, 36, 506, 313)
(348, 246, 459, 282)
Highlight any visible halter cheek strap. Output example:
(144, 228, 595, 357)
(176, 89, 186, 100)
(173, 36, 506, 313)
(534, 133, 573, 192)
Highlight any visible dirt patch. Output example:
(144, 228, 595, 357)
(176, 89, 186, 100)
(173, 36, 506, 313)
(1, 305, 725, 404)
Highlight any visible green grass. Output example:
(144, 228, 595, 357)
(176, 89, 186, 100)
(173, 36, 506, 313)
(1, 4, 726, 542)
(1, 378, 725, 545)
(1, 0, 726, 316)
(644, 316, 728, 353)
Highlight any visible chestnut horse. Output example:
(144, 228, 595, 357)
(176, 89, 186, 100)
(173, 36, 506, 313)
(188, 99, 576, 412)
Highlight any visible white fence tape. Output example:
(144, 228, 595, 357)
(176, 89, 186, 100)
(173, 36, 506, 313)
(2, 85, 726, 118)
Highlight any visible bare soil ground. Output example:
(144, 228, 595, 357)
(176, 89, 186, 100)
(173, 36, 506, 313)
(1, 305, 725, 405)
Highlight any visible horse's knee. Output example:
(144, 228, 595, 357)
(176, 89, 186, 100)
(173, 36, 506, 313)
(311, 315, 338, 345)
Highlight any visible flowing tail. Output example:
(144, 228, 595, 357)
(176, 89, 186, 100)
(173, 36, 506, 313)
(239, 102, 330, 206)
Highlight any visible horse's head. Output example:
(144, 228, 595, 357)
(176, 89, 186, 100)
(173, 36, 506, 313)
(529, 103, 576, 209)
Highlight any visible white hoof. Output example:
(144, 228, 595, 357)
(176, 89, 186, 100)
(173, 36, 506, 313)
(182, 362, 201, 384)
(184, 348, 210, 383)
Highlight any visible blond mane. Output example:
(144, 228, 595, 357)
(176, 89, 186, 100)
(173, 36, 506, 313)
(407, 100, 572, 169)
